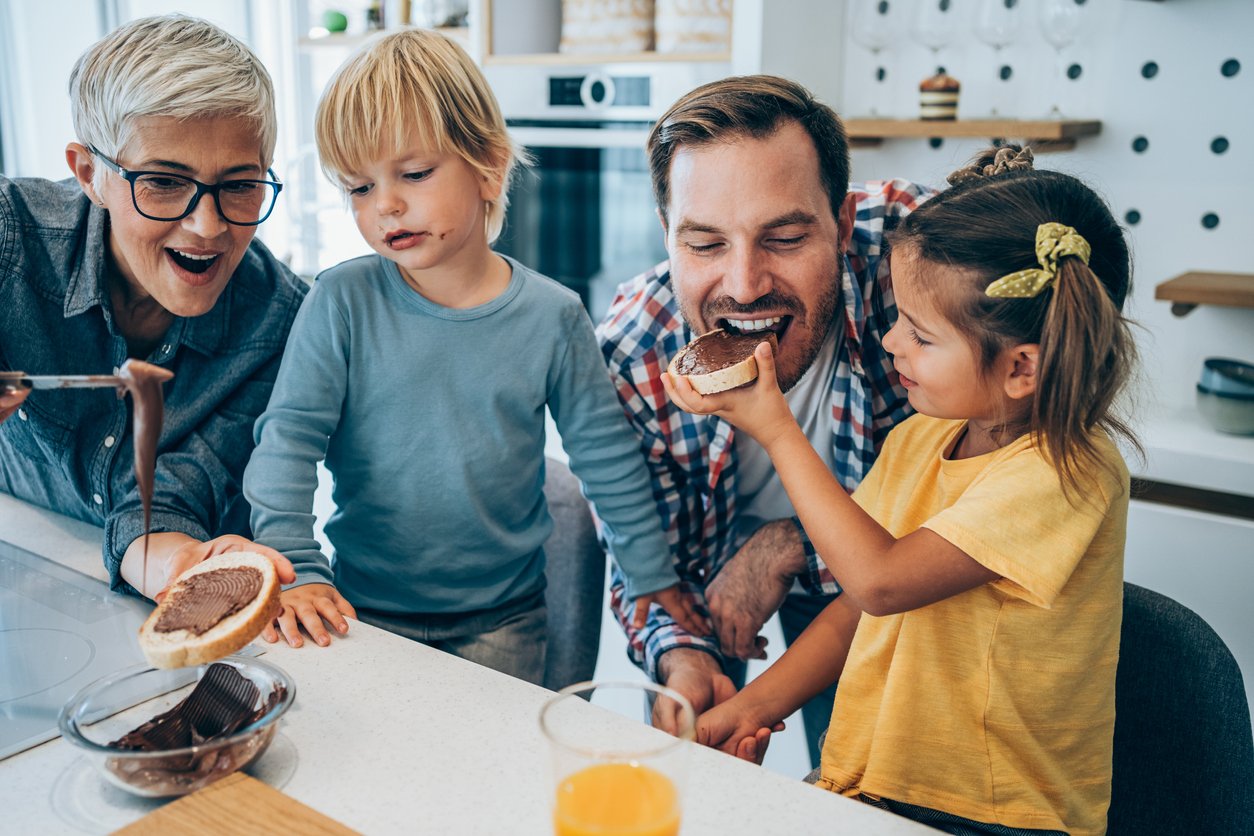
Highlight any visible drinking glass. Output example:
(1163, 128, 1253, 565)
(974, 0, 1022, 116)
(539, 681, 695, 836)
(850, 0, 895, 116)
(911, 0, 961, 77)
(1038, 0, 1086, 118)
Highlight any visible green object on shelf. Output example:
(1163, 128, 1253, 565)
(322, 9, 349, 33)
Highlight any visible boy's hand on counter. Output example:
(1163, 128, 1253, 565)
(632, 583, 712, 636)
(264, 583, 356, 648)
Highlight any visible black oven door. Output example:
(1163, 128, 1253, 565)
(496, 122, 667, 320)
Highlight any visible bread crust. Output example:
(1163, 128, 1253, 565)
(667, 328, 774, 395)
(138, 552, 280, 669)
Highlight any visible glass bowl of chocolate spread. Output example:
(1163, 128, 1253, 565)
(57, 656, 294, 797)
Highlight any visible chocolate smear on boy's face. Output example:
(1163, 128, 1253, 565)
(116, 359, 175, 588)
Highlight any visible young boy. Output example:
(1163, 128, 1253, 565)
(243, 29, 706, 683)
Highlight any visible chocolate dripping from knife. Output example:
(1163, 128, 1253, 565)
(2, 360, 174, 595)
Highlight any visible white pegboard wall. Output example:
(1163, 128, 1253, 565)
(837, 0, 1253, 433)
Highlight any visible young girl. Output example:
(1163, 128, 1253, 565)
(666, 147, 1137, 836)
(243, 29, 706, 684)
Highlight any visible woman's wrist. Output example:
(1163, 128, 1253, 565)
(119, 531, 197, 598)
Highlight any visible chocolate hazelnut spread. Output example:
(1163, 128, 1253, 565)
(108, 662, 286, 795)
(154, 567, 264, 635)
(673, 329, 778, 376)
(116, 358, 174, 582)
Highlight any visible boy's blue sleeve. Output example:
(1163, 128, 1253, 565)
(548, 303, 678, 600)
(243, 280, 348, 589)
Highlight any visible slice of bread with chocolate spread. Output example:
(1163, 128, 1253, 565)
(139, 551, 280, 669)
(668, 328, 779, 395)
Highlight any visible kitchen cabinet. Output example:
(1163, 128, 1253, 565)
(470, 0, 848, 112)
(1124, 499, 1254, 731)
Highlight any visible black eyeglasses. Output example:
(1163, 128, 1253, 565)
(89, 145, 283, 226)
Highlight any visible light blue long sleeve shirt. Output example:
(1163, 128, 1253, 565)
(244, 254, 675, 614)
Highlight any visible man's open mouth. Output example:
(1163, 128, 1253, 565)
(717, 315, 792, 339)
(167, 249, 219, 275)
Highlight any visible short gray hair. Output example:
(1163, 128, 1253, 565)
(69, 14, 277, 180)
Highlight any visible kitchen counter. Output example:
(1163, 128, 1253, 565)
(1135, 405, 1254, 498)
(0, 493, 926, 835)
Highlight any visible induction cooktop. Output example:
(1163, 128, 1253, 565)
(0, 538, 151, 760)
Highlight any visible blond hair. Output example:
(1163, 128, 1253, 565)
(315, 28, 523, 243)
(69, 14, 276, 184)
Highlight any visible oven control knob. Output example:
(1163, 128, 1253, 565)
(579, 73, 615, 110)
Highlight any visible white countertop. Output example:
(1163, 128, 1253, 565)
(0, 493, 926, 835)
(1133, 404, 1254, 497)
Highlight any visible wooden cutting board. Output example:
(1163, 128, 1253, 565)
(114, 772, 358, 835)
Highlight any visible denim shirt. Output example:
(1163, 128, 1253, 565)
(0, 176, 307, 594)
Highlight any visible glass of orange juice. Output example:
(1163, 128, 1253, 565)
(539, 680, 695, 836)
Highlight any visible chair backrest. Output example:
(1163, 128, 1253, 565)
(1108, 582, 1254, 834)
(541, 457, 605, 692)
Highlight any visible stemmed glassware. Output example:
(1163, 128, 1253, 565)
(973, 0, 1021, 118)
(911, 0, 961, 78)
(1038, 0, 1086, 118)
(850, 1, 895, 117)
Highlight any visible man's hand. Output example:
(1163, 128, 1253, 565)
(705, 520, 806, 660)
(262, 583, 357, 648)
(653, 648, 737, 735)
(631, 583, 712, 636)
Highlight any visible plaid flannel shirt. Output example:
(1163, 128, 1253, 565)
(595, 179, 933, 679)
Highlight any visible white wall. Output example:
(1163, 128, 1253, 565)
(836, 0, 1253, 436)
(0, 2, 104, 177)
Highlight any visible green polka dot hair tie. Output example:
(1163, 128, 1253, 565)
(985, 222, 1092, 298)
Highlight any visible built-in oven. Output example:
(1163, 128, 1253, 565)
(488, 63, 725, 318)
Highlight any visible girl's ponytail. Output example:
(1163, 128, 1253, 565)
(1035, 253, 1138, 498)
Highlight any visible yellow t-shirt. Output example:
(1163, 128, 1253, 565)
(816, 415, 1128, 836)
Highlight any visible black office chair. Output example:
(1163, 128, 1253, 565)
(540, 457, 605, 692)
(1108, 582, 1254, 835)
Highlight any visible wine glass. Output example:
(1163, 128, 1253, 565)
(911, 0, 961, 78)
(850, 1, 895, 117)
(974, 0, 1021, 117)
(1038, 0, 1086, 118)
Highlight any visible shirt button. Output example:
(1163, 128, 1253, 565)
(93, 493, 103, 505)
(104, 435, 116, 448)
(17, 409, 26, 421)
(161, 344, 172, 355)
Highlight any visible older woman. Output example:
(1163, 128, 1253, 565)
(0, 15, 302, 599)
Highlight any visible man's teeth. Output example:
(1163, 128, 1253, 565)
(724, 317, 783, 333)
(171, 249, 216, 261)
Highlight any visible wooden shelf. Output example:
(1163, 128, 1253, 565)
(1155, 271, 1254, 317)
(844, 118, 1102, 153)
